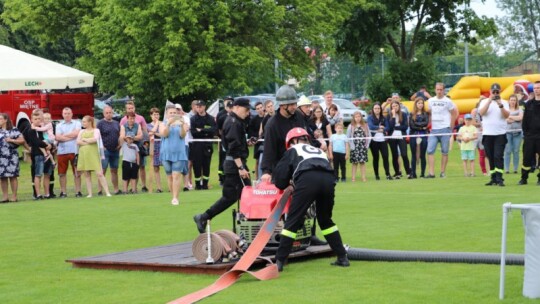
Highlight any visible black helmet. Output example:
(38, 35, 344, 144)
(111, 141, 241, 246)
(276, 85, 298, 106)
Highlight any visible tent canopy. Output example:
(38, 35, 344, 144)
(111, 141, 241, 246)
(0, 44, 94, 91)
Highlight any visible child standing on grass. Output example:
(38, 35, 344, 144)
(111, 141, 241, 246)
(347, 111, 370, 182)
(328, 122, 349, 182)
(121, 134, 140, 194)
(457, 114, 478, 177)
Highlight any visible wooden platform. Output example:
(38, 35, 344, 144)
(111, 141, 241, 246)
(66, 242, 333, 275)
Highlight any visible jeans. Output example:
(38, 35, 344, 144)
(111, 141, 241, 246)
(504, 132, 522, 172)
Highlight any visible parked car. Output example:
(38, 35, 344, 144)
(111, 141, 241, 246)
(312, 97, 366, 123)
(94, 100, 121, 121)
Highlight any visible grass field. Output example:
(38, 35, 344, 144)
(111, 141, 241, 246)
(1, 144, 539, 304)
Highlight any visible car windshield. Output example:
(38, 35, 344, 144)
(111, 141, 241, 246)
(332, 99, 356, 109)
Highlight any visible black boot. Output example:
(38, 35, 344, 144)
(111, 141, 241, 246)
(496, 172, 505, 187)
(275, 236, 294, 272)
(331, 255, 350, 267)
(485, 173, 497, 186)
(202, 179, 209, 190)
(519, 168, 529, 185)
(324, 231, 347, 256)
(193, 213, 209, 233)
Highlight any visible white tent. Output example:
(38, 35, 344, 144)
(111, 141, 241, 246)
(0, 44, 94, 91)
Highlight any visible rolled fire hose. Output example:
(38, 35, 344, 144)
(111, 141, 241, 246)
(347, 248, 524, 265)
(192, 230, 240, 263)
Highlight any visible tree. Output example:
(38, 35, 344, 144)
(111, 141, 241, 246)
(336, 0, 497, 63)
(496, 0, 540, 58)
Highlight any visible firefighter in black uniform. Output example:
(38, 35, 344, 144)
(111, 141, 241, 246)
(260, 84, 327, 246)
(193, 98, 253, 232)
(273, 128, 349, 271)
(190, 100, 217, 190)
(216, 97, 234, 185)
(519, 81, 540, 185)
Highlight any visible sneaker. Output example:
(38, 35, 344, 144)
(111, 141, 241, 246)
(518, 179, 528, 185)
(75, 192, 83, 198)
(43, 195, 51, 199)
(425, 174, 435, 179)
(375, 175, 380, 181)
(49, 193, 57, 198)
(439, 172, 446, 178)
(115, 190, 123, 195)
(497, 181, 506, 187)
(183, 187, 190, 192)
(485, 180, 497, 186)
(106, 193, 112, 197)
(141, 186, 148, 193)
(193, 214, 208, 233)
(59, 192, 67, 198)
(340, 178, 346, 183)
(171, 198, 179, 206)
(386, 175, 393, 180)
(97, 191, 103, 196)
(156, 189, 163, 193)
(33, 195, 43, 201)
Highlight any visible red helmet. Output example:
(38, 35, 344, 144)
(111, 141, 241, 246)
(285, 127, 310, 149)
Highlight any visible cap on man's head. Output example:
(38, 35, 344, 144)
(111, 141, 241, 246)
(175, 103, 183, 111)
(491, 83, 502, 92)
(233, 98, 250, 109)
(195, 100, 206, 106)
(392, 92, 399, 97)
(464, 114, 473, 120)
(223, 96, 234, 102)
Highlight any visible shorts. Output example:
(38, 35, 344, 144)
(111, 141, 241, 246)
(34, 155, 54, 177)
(163, 160, 188, 175)
(139, 155, 147, 167)
(101, 149, 120, 170)
(427, 128, 451, 155)
(461, 150, 475, 160)
(122, 161, 139, 181)
(57, 153, 78, 175)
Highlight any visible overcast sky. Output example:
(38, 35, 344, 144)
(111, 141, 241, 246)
(470, 0, 506, 19)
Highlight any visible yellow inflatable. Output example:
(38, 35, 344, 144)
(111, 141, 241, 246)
(402, 74, 540, 114)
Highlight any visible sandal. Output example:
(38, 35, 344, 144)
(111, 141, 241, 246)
(1, 199, 9, 203)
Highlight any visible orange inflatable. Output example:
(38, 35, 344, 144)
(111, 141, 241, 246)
(402, 74, 540, 114)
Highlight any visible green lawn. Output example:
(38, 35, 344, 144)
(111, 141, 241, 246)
(1, 144, 539, 303)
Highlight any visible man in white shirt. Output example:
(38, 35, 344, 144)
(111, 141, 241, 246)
(426, 82, 459, 178)
(478, 83, 510, 186)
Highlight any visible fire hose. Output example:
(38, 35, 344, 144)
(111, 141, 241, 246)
(168, 186, 293, 304)
(192, 230, 241, 263)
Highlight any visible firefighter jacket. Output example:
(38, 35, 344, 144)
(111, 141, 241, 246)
(190, 113, 217, 145)
(272, 143, 334, 190)
(260, 111, 304, 175)
(522, 98, 540, 140)
(222, 112, 249, 174)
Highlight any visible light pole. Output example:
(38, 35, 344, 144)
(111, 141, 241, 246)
(379, 48, 385, 78)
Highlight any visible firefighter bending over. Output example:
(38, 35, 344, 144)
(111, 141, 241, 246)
(273, 128, 350, 271)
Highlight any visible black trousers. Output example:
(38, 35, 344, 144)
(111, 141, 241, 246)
(218, 143, 226, 182)
(191, 143, 213, 185)
(276, 171, 346, 262)
(482, 134, 507, 181)
(205, 171, 251, 219)
(409, 136, 427, 177)
(332, 152, 346, 180)
(369, 141, 390, 177)
(521, 137, 540, 180)
(388, 138, 411, 175)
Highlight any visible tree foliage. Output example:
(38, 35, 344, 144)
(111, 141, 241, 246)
(2, 0, 353, 105)
(496, 0, 540, 57)
(336, 0, 498, 63)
